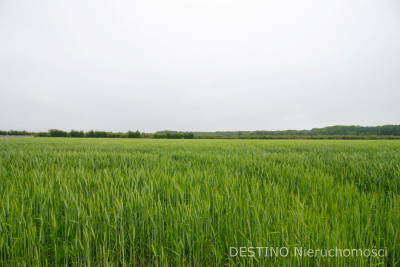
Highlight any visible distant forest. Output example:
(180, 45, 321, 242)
(1, 125, 400, 139)
(157, 125, 400, 137)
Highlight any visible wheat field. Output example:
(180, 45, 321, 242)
(0, 138, 399, 266)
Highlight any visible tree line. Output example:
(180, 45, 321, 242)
(44, 130, 151, 138)
(157, 125, 400, 137)
(0, 129, 194, 139)
(1, 125, 399, 139)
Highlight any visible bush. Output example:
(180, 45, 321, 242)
(69, 130, 85, 138)
(154, 132, 194, 139)
(85, 131, 109, 138)
(127, 130, 141, 138)
(37, 132, 50, 137)
(49, 129, 68, 137)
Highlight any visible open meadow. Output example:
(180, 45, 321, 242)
(0, 138, 399, 266)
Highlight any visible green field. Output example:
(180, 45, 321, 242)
(0, 138, 399, 266)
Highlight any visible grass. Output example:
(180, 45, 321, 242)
(0, 138, 399, 266)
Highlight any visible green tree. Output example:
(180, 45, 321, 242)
(69, 130, 85, 137)
(49, 129, 68, 137)
(127, 130, 141, 138)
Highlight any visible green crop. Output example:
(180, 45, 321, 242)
(0, 138, 399, 266)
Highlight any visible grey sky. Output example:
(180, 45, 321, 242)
(1, 0, 399, 132)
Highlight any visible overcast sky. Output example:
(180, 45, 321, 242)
(1, 0, 399, 132)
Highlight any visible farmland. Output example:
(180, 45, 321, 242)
(0, 138, 399, 266)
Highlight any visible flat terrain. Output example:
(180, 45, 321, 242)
(0, 138, 399, 266)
